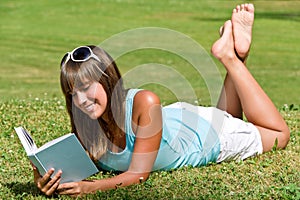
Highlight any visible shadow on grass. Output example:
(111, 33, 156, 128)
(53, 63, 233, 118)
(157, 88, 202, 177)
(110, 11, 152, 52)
(255, 12, 300, 22)
(3, 181, 59, 198)
(192, 11, 300, 22)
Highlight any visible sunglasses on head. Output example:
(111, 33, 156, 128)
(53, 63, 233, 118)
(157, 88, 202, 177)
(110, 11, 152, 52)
(60, 46, 108, 77)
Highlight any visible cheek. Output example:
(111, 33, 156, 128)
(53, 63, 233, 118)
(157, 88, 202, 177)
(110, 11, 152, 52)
(101, 91, 108, 106)
(72, 96, 79, 107)
(95, 86, 108, 105)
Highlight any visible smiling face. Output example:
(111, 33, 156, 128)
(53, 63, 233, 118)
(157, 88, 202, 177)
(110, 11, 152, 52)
(60, 46, 128, 160)
(72, 81, 108, 120)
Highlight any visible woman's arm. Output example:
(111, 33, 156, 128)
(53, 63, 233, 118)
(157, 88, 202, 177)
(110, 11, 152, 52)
(34, 90, 163, 196)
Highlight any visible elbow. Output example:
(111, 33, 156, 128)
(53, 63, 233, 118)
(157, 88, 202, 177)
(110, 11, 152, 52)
(134, 172, 150, 184)
(122, 170, 151, 186)
(129, 172, 150, 185)
(279, 126, 290, 149)
(275, 121, 290, 149)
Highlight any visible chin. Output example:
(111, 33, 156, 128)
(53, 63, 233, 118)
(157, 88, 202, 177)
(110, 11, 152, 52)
(88, 114, 99, 120)
(88, 111, 102, 120)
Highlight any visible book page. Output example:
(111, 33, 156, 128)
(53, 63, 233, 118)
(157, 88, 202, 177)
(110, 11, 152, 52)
(36, 133, 73, 153)
(15, 127, 37, 155)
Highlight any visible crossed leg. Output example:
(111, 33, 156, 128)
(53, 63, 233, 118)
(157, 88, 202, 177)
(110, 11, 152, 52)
(217, 4, 255, 119)
(212, 4, 290, 152)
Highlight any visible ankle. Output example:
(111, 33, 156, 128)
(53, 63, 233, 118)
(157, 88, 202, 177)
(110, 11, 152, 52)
(235, 49, 249, 62)
(219, 55, 240, 66)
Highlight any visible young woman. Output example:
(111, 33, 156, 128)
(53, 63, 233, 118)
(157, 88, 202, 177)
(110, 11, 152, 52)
(32, 4, 290, 196)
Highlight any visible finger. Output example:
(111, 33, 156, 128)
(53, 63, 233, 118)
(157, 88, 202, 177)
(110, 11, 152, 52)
(30, 161, 36, 168)
(41, 171, 62, 195)
(33, 168, 41, 184)
(44, 177, 61, 196)
(46, 170, 62, 187)
(57, 183, 78, 196)
(57, 183, 71, 193)
(31, 162, 40, 178)
(32, 165, 40, 175)
(37, 168, 55, 189)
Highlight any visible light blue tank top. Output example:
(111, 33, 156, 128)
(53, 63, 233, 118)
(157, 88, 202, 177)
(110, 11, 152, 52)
(98, 89, 220, 171)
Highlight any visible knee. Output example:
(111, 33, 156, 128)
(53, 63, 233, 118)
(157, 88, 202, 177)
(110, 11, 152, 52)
(278, 126, 290, 149)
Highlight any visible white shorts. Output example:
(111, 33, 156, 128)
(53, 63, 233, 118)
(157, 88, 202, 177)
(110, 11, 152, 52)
(213, 110, 263, 162)
(166, 102, 263, 162)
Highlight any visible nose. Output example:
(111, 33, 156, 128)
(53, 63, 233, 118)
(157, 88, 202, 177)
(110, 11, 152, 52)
(75, 91, 87, 106)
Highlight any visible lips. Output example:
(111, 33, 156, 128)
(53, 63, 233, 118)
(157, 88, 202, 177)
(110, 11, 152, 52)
(85, 103, 95, 112)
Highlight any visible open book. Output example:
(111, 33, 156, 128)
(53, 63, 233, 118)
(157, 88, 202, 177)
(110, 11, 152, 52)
(14, 126, 99, 183)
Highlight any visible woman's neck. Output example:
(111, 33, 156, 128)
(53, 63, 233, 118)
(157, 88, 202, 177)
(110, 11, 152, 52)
(100, 108, 126, 152)
(110, 131, 126, 153)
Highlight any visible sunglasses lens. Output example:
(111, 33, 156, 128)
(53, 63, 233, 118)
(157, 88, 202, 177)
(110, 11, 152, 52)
(60, 53, 69, 67)
(73, 47, 91, 61)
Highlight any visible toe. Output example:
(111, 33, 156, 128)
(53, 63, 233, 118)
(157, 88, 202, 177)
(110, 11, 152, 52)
(219, 25, 224, 36)
(223, 20, 232, 34)
(243, 3, 255, 12)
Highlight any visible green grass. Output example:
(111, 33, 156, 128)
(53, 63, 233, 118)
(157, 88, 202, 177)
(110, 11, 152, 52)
(0, 0, 299, 199)
(0, 97, 299, 199)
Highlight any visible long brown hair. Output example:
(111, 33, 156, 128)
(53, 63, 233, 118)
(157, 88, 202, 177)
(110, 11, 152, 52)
(60, 45, 127, 160)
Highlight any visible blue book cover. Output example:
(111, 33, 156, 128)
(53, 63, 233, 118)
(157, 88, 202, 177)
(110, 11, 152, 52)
(15, 127, 99, 183)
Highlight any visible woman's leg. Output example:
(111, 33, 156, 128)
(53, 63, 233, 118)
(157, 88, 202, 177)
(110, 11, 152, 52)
(217, 74, 243, 119)
(212, 18, 290, 152)
(217, 4, 254, 119)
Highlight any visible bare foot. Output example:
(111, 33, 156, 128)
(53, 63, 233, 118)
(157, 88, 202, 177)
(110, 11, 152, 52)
(232, 3, 255, 60)
(211, 20, 235, 63)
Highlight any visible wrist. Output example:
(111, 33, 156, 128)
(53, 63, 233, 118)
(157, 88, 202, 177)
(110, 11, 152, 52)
(80, 180, 99, 194)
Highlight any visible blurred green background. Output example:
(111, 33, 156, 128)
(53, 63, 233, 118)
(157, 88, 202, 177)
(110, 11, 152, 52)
(0, 0, 299, 106)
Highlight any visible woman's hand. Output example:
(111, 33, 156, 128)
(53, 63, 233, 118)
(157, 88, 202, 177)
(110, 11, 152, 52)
(56, 180, 95, 197)
(32, 163, 62, 196)
(32, 162, 93, 197)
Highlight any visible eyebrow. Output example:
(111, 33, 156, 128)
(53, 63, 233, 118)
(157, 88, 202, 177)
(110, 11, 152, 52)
(72, 81, 92, 93)
(74, 80, 91, 88)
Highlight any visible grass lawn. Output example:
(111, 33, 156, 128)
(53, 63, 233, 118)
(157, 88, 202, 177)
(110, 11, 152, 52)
(0, 98, 299, 199)
(0, 0, 299, 199)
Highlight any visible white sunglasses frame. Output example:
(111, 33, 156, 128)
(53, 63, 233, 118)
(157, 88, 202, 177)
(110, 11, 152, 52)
(61, 46, 108, 77)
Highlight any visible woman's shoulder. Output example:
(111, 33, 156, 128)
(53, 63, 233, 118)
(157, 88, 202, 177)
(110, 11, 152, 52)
(130, 90, 161, 121)
(133, 90, 161, 106)
(129, 90, 162, 132)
